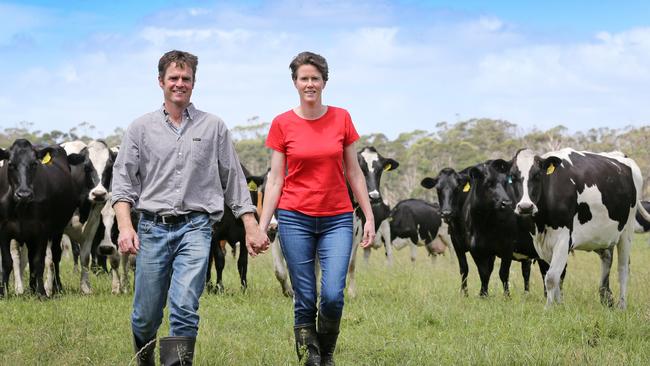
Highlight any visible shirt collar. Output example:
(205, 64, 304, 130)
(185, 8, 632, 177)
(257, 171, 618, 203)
(160, 103, 196, 121)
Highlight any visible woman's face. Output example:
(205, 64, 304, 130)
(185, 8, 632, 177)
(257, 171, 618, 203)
(294, 64, 325, 104)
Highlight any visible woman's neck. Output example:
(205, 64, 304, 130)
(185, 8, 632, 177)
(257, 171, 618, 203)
(295, 103, 327, 120)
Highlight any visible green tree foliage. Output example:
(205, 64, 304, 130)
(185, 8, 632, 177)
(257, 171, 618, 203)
(2, 118, 649, 199)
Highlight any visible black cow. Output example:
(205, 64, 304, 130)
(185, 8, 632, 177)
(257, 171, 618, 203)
(206, 165, 264, 293)
(421, 167, 472, 294)
(347, 146, 399, 298)
(389, 199, 450, 262)
(0, 139, 82, 297)
(510, 148, 648, 308)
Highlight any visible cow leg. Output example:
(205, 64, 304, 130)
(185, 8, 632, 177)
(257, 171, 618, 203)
(457, 251, 470, 296)
(205, 241, 215, 292)
(237, 239, 248, 292)
(536, 260, 550, 297)
(0, 237, 13, 297)
(498, 257, 512, 296)
(472, 252, 494, 297)
(28, 240, 48, 297)
(80, 203, 102, 295)
(544, 234, 570, 308)
(71, 240, 80, 273)
(271, 236, 293, 297)
(521, 260, 532, 293)
(10, 240, 25, 295)
(616, 230, 632, 309)
(596, 248, 614, 307)
(109, 252, 121, 295)
(51, 233, 65, 295)
(44, 240, 54, 297)
(410, 243, 418, 263)
(119, 253, 131, 294)
(378, 220, 393, 266)
(214, 240, 226, 293)
(346, 239, 360, 299)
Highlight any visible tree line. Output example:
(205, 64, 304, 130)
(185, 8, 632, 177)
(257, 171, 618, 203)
(2, 118, 649, 202)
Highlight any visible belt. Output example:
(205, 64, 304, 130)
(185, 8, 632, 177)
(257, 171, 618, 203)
(141, 211, 196, 225)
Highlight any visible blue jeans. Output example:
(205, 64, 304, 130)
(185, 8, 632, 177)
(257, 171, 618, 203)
(131, 212, 212, 343)
(277, 209, 354, 326)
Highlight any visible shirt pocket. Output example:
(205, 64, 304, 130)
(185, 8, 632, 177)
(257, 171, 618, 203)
(191, 138, 213, 167)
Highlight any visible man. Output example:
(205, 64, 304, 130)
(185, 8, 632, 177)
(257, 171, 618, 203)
(112, 50, 268, 366)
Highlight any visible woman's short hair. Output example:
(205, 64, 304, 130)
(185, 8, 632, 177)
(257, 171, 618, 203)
(289, 51, 329, 82)
(158, 50, 198, 81)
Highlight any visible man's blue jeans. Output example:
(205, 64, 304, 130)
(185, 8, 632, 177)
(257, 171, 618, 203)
(277, 209, 354, 326)
(131, 212, 212, 343)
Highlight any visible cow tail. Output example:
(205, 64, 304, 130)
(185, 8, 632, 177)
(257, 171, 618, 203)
(637, 201, 650, 222)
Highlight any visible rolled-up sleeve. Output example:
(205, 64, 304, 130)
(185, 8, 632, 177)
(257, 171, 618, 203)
(217, 122, 257, 218)
(111, 123, 141, 207)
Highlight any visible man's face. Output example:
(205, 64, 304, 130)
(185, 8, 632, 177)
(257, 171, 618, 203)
(159, 62, 194, 107)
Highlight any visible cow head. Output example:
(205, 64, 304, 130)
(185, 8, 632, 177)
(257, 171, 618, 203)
(0, 139, 81, 204)
(63, 140, 116, 204)
(509, 148, 562, 216)
(468, 159, 513, 212)
(357, 146, 399, 203)
(421, 167, 470, 222)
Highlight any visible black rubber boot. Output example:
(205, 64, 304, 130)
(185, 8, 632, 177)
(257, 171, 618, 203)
(317, 315, 340, 366)
(294, 324, 321, 366)
(159, 336, 196, 366)
(133, 335, 156, 366)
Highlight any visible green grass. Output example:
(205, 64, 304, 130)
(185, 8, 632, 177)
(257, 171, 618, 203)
(2, 234, 650, 365)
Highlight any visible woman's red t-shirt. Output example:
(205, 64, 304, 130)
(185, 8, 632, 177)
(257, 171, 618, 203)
(265, 106, 360, 216)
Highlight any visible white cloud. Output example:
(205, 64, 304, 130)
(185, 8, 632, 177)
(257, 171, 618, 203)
(2, 1, 650, 140)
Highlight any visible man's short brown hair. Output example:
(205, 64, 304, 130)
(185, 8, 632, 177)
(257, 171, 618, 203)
(158, 50, 198, 81)
(289, 51, 329, 82)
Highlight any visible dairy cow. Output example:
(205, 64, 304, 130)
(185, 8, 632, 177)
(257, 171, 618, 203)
(61, 140, 117, 294)
(0, 140, 83, 297)
(510, 148, 649, 308)
(388, 199, 452, 262)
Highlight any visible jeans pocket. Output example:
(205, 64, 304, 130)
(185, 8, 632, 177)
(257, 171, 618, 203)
(189, 214, 210, 230)
(191, 139, 213, 167)
(138, 220, 153, 234)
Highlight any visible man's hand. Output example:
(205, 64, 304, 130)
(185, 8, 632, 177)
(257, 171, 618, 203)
(118, 226, 140, 255)
(360, 219, 376, 249)
(242, 213, 270, 256)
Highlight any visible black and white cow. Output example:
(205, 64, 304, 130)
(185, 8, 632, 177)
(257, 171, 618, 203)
(634, 200, 650, 233)
(61, 140, 117, 294)
(0, 139, 83, 297)
(388, 199, 452, 262)
(421, 167, 473, 294)
(347, 146, 399, 298)
(510, 148, 649, 308)
(206, 165, 265, 293)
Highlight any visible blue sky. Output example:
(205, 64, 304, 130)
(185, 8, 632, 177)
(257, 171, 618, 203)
(2, 0, 650, 138)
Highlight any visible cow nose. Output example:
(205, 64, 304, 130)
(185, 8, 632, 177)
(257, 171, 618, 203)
(14, 190, 33, 202)
(516, 202, 534, 214)
(92, 190, 107, 201)
(368, 191, 380, 200)
(441, 210, 452, 218)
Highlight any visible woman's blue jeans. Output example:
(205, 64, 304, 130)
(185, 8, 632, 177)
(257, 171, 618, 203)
(277, 209, 354, 326)
(131, 212, 212, 344)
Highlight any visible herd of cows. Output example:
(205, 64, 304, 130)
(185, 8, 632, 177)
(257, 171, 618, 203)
(1, 138, 650, 310)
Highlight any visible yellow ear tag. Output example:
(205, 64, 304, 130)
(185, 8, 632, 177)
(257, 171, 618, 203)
(248, 181, 258, 191)
(546, 163, 555, 175)
(462, 182, 470, 192)
(383, 164, 392, 172)
(41, 152, 52, 165)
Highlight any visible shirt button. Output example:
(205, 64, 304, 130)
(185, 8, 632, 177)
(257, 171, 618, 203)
(177, 171, 181, 174)
(178, 152, 182, 156)
(176, 189, 180, 192)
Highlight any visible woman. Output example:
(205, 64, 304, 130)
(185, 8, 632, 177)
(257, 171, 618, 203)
(258, 51, 376, 365)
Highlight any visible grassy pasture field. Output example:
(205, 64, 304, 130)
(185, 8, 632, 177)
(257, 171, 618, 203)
(2, 234, 650, 365)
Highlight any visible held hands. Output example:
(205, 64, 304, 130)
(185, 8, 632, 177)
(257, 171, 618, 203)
(117, 226, 140, 255)
(245, 224, 270, 257)
(360, 219, 376, 248)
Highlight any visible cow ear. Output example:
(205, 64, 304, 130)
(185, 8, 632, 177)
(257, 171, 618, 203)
(109, 149, 118, 162)
(66, 153, 86, 166)
(0, 148, 8, 160)
(36, 147, 57, 165)
(491, 159, 511, 174)
(421, 177, 437, 189)
(248, 175, 264, 190)
(383, 158, 399, 172)
(542, 156, 562, 175)
(469, 166, 485, 181)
